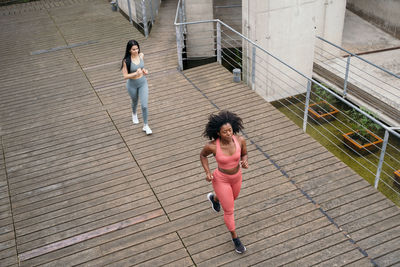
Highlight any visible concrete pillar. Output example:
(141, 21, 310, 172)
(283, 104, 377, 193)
(242, 0, 346, 102)
(243, 0, 317, 102)
(185, 0, 215, 58)
(314, 0, 346, 60)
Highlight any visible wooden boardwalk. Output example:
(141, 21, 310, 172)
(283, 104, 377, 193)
(0, 0, 399, 266)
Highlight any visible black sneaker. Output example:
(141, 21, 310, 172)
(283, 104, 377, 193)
(207, 193, 221, 212)
(232, 237, 246, 254)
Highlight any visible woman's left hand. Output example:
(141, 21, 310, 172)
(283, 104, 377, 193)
(241, 159, 248, 169)
(143, 68, 149, 75)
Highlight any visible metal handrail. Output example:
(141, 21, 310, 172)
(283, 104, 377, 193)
(174, 0, 181, 25)
(174, 16, 400, 140)
(317, 36, 400, 80)
(174, 1, 400, 197)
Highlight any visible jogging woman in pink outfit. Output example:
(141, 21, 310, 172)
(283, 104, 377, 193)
(200, 110, 248, 254)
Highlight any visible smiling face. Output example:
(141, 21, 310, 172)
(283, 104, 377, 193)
(218, 123, 233, 141)
(130, 45, 139, 57)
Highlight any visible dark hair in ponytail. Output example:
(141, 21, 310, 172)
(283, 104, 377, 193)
(120, 40, 141, 71)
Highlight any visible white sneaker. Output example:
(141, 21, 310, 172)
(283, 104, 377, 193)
(132, 113, 139, 124)
(142, 124, 152, 135)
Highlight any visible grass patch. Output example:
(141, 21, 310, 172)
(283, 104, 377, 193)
(272, 96, 400, 206)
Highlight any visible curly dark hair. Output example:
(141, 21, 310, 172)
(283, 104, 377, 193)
(203, 110, 244, 140)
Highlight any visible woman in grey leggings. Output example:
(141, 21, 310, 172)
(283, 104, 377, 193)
(121, 40, 152, 135)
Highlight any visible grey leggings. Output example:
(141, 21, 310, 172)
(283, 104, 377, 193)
(127, 76, 148, 124)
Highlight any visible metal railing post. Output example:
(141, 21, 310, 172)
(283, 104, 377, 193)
(149, 0, 154, 25)
(303, 80, 312, 132)
(317, 36, 400, 80)
(374, 130, 390, 189)
(172, 16, 400, 140)
(251, 45, 256, 90)
(216, 21, 221, 64)
(127, 0, 133, 24)
(343, 56, 351, 97)
(175, 25, 183, 71)
(116, 0, 119, 11)
(179, 4, 184, 35)
(182, 0, 187, 34)
(142, 0, 149, 38)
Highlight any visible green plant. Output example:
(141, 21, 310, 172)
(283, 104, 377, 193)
(312, 83, 337, 104)
(345, 107, 382, 143)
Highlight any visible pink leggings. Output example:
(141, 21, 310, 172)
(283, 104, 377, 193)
(212, 168, 242, 231)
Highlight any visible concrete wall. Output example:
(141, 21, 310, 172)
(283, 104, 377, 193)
(242, 0, 346, 102)
(117, 0, 160, 26)
(347, 0, 400, 38)
(185, 0, 215, 58)
(213, 0, 242, 51)
(314, 0, 346, 60)
(118, 0, 138, 22)
(184, 0, 242, 59)
(213, 0, 241, 32)
(242, 0, 317, 101)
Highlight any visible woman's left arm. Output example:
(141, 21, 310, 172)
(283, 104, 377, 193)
(239, 136, 248, 169)
(140, 53, 149, 75)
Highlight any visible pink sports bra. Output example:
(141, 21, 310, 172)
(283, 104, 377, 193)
(215, 135, 241, 169)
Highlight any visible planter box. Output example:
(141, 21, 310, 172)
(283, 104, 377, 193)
(308, 101, 339, 123)
(343, 130, 383, 154)
(395, 170, 400, 186)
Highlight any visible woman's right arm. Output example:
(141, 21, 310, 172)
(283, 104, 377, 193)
(200, 143, 214, 182)
(122, 61, 142, 80)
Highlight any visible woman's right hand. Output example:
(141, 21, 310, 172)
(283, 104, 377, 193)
(136, 68, 143, 76)
(206, 172, 213, 182)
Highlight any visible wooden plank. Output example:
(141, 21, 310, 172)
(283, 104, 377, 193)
(372, 248, 400, 266)
(348, 212, 400, 244)
(10, 157, 135, 197)
(294, 162, 352, 186)
(327, 194, 390, 219)
(252, 233, 349, 266)
(14, 183, 153, 234)
(190, 206, 325, 261)
(195, 218, 334, 266)
(0, 256, 19, 267)
(20, 216, 170, 266)
(9, 148, 129, 187)
(7, 139, 127, 178)
(2, 0, 399, 266)
(341, 208, 400, 234)
(358, 225, 400, 250)
(181, 193, 309, 245)
(12, 166, 141, 208)
(167, 180, 295, 221)
(78, 234, 185, 267)
(314, 181, 373, 207)
(313, 249, 373, 267)
(306, 174, 369, 200)
(0, 146, 18, 267)
(18, 209, 165, 262)
(283, 242, 359, 266)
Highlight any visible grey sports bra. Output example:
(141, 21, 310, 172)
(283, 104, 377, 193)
(130, 57, 144, 73)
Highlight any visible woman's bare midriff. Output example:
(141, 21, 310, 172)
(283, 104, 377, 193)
(218, 164, 240, 175)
